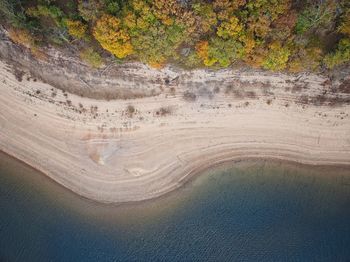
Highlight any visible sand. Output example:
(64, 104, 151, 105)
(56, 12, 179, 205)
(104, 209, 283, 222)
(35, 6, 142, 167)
(0, 60, 349, 203)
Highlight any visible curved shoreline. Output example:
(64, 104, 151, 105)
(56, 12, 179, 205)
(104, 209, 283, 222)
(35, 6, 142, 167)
(0, 59, 350, 203)
(1, 149, 350, 208)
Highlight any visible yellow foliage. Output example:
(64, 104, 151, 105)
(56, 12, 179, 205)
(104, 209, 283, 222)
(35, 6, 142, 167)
(148, 58, 166, 69)
(132, 0, 148, 12)
(240, 35, 256, 54)
(136, 16, 151, 30)
(217, 16, 243, 39)
(339, 11, 350, 37)
(124, 12, 137, 29)
(262, 42, 291, 71)
(65, 19, 87, 39)
(153, 0, 180, 25)
(195, 41, 217, 66)
(93, 15, 133, 59)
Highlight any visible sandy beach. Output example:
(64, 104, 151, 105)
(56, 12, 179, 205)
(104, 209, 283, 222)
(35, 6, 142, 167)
(0, 58, 349, 203)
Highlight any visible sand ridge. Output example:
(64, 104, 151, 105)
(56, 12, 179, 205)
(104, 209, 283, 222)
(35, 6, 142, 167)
(0, 60, 349, 203)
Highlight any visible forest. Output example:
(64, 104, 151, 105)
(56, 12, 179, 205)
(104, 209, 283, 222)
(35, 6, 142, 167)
(1, 0, 349, 71)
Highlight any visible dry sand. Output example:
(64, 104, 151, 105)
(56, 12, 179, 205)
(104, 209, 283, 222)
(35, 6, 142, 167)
(0, 60, 349, 203)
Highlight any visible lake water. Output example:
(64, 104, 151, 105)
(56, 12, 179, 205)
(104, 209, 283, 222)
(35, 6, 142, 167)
(0, 151, 350, 261)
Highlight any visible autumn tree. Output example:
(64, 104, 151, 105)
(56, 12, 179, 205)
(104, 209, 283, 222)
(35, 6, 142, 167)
(192, 3, 217, 34)
(213, 0, 246, 21)
(196, 38, 244, 67)
(288, 47, 322, 72)
(77, 0, 104, 22)
(65, 19, 87, 39)
(196, 41, 216, 66)
(93, 14, 133, 59)
(262, 42, 291, 71)
(217, 16, 243, 39)
(324, 39, 350, 68)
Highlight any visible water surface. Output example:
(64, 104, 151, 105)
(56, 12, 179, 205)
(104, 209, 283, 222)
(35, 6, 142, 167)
(1, 152, 350, 261)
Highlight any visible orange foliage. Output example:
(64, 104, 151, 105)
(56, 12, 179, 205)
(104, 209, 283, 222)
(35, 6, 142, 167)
(8, 28, 48, 61)
(244, 47, 267, 68)
(196, 41, 216, 66)
(148, 59, 166, 69)
(153, 0, 181, 25)
(8, 28, 34, 48)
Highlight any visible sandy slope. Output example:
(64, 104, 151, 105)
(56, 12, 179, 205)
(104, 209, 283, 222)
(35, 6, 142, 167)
(0, 60, 349, 203)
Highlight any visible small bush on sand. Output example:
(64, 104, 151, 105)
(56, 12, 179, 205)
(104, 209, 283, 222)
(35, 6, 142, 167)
(126, 105, 135, 117)
(156, 106, 172, 116)
(183, 91, 197, 101)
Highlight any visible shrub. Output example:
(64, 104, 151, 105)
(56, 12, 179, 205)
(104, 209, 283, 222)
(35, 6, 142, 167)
(126, 105, 135, 117)
(8, 27, 34, 48)
(183, 91, 197, 101)
(80, 48, 103, 68)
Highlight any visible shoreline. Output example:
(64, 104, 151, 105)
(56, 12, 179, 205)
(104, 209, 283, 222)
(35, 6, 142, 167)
(1, 149, 350, 207)
(1, 59, 350, 203)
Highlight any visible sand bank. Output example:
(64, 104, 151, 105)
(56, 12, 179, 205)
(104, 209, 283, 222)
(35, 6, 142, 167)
(0, 60, 349, 203)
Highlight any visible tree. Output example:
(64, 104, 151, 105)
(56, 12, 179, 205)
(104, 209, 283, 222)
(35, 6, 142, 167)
(262, 42, 291, 71)
(324, 38, 350, 68)
(295, 1, 336, 34)
(65, 19, 87, 39)
(77, 0, 104, 22)
(26, 4, 65, 28)
(288, 47, 322, 72)
(196, 38, 244, 67)
(192, 3, 217, 34)
(248, 15, 271, 38)
(217, 16, 243, 39)
(93, 14, 133, 59)
(207, 37, 243, 67)
(196, 41, 216, 66)
(213, 0, 246, 21)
